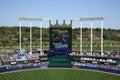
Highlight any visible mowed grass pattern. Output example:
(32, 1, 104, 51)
(0, 69, 120, 80)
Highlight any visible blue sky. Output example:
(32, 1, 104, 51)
(0, 0, 120, 29)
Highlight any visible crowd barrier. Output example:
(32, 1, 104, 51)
(79, 66, 120, 74)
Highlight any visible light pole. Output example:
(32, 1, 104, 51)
(30, 21, 32, 53)
(90, 21, 93, 55)
(101, 21, 104, 55)
(19, 21, 21, 51)
(40, 21, 42, 53)
(80, 21, 83, 54)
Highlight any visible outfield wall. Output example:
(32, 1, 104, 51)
(79, 66, 119, 74)
(0, 65, 48, 72)
(0, 65, 120, 74)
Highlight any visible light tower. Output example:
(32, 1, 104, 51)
(72, 17, 104, 55)
(18, 17, 51, 53)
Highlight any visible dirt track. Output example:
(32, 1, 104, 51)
(0, 68, 120, 76)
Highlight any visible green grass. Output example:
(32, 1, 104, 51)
(0, 69, 120, 80)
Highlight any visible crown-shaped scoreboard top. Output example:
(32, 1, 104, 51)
(49, 20, 72, 27)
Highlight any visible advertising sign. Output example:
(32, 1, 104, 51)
(17, 55, 28, 61)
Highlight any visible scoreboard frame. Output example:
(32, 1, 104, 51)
(49, 20, 72, 54)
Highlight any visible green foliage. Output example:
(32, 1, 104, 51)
(0, 26, 120, 50)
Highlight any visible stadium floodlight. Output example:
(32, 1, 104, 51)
(18, 18, 43, 21)
(72, 18, 79, 21)
(18, 17, 51, 53)
(18, 18, 52, 21)
(71, 17, 104, 55)
(72, 17, 104, 21)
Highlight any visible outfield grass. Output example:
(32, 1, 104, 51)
(0, 69, 120, 80)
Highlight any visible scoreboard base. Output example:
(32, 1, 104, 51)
(47, 55, 73, 68)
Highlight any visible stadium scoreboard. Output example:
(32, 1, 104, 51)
(49, 20, 72, 54)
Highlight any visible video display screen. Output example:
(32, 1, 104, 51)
(50, 27, 72, 54)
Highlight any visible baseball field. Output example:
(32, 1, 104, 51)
(0, 68, 120, 80)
